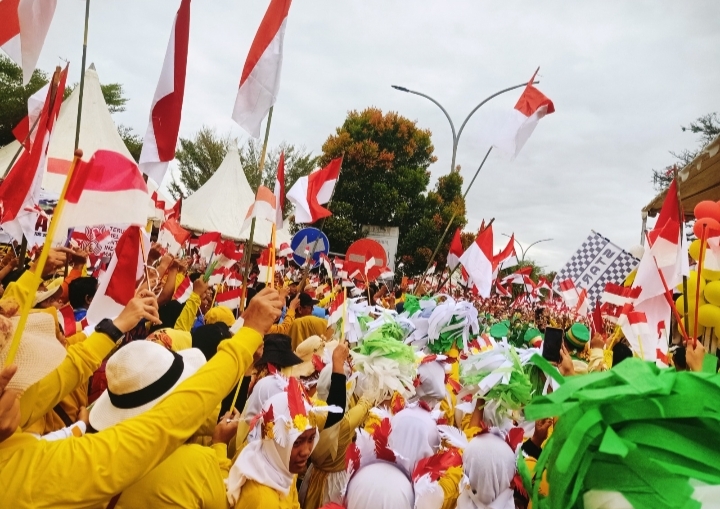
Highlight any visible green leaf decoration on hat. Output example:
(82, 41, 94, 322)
(489, 322, 510, 339)
(525, 358, 720, 509)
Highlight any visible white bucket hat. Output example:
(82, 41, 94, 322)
(0, 313, 67, 392)
(89, 340, 206, 430)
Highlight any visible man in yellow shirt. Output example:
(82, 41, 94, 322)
(0, 287, 284, 509)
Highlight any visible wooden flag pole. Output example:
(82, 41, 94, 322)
(673, 171, 691, 341)
(4, 150, 83, 367)
(74, 0, 92, 151)
(240, 107, 274, 311)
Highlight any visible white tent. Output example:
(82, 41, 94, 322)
(180, 145, 291, 247)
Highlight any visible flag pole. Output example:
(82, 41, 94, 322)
(240, 107, 274, 311)
(4, 150, 83, 367)
(341, 287, 348, 341)
(74, 0, 92, 151)
(673, 170, 691, 341)
(413, 147, 493, 295)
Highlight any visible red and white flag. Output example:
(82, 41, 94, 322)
(138, 0, 190, 185)
(617, 304, 656, 361)
(320, 252, 333, 278)
(173, 275, 192, 303)
(0, 0, 57, 83)
(328, 291, 345, 326)
(492, 68, 555, 159)
(557, 278, 580, 308)
(86, 226, 148, 327)
(0, 65, 66, 244)
(447, 228, 463, 270)
(278, 242, 293, 258)
(242, 185, 277, 233)
(274, 151, 285, 227)
(501, 266, 533, 286)
(215, 240, 243, 269)
(494, 235, 518, 271)
(286, 157, 342, 224)
(52, 150, 149, 246)
(378, 266, 394, 280)
(207, 267, 227, 286)
(574, 288, 589, 316)
(364, 253, 375, 276)
(601, 283, 642, 307)
(197, 231, 222, 261)
(232, 0, 293, 137)
(157, 217, 191, 256)
(12, 80, 49, 149)
(215, 288, 242, 310)
(459, 224, 494, 298)
(426, 262, 437, 276)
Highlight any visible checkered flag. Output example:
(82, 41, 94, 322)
(553, 231, 639, 305)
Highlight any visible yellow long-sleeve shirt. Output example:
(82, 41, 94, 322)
(0, 326, 263, 509)
(116, 443, 231, 509)
(268, 309, 296, 335)
(175, 292, 201, 332)
(235, 479, 300, 509)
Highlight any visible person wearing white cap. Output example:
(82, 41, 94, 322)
(0, 287, 284, 508)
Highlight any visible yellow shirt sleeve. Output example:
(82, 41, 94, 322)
(317, 292, 335, 308)
(20, 331, 115, 430)
(175, 292, 201, 332)
(3, 270, 40, 309)
(268, 309, 295, 335)
(4, 327, 263, 508)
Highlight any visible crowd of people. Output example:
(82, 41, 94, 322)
(0, 242, 717, 509)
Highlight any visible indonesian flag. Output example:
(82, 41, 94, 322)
(574, 288, 589, 316)
(232, 0, 293, 137)
(12, 80, 49, 148)
(601, 283, 642, 306)
(501, 266, 533, 286)
(495, 235, 518, 270)
(0, 0, 57, 84)
(320, 252, 333, 278)
(86, 226, 148, 327)
(278, 242, 292, 258)
(378, 266, 394, 280)
(207, 267, 227, 286)
(215, 288, 242, 310)
(536, 276, 553, 293)
(274, 151, 285, 227)
(286, 157, 342, 223)
(617, 304, 656, 361)
(557, 278, 580, 308)
(226, 270, 242, 287)
(334, 257, 344, 271)
(157, 217, 191, 256)
(57, 304, 77, 336)
(242, 185, 277, 233)
(138, 0, 190, 185)
(447, 228, 463, 269)
(459, 224, 494, 298)
(426, 262, 437, 276)
(197, 231, 222, 261)
(0, 65, 66, 244)
(216, 240, 243, 269)
(173, 275, 192, 303)
(364, 253, 375, 276)
(52, 150, 149, 246)
(328, 291, 345, 326)
(495, 281, 511, 298)
(492, 68, 555, 159)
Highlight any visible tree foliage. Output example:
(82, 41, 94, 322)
(317, 107, 464, 273)
(652, 112, 720, 191)
(0, 56, 49, 146)
(63, 82, 128, 114)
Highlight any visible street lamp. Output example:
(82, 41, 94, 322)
(501, 234, 553, 263)
(393, 80, 539, 290)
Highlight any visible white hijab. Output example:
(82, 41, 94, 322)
(457, 434, 516, 509)
(242, 375, 286, 441)
(346, 462, 414, 509)
(389, 407, 440, 476)
(415, 361, 447, 406)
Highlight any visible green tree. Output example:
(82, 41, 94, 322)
(652, 112, 720, 191)
(168, 126, 232, 199)
(118, 125, 143, 163)
(318, 108, 451, 269)
(0, 55, 49, 145)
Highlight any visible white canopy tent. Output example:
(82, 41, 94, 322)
(180, 145, 291, 247)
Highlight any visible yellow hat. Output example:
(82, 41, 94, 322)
(205, 306, 235, 327)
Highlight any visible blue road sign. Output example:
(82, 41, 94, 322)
(291, 228, 330, 268)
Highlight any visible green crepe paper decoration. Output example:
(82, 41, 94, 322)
(427, 315, 463, 354)
(403, 294, 422, 317)
(353, 322, 415, 365)
(523, 358, 720, 509)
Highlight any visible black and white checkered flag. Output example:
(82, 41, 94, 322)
(553, 231, 640, 305)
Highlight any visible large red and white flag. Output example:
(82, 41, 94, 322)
(446, 228, 463, 269)
(86, 226, 148, 327)
(494, 235, 518, 270)
(274, 151, 285, 227)
(0, 65, 67, 244)
(286, 157, 342, 223)
(138, 0, 190, 185)
(197, 231, 222, 261)
(215, 288, 242, 310)
(557, 278, 580, 308)
(459, 224, 494, 298)
(52, 150, 149, 246)
(0, 0, 57, 83)
(157, 217, 191, 256)
(12, 80, 49, 148)
(492, 68, 555, 159)
(242, 185, 277, 233)
(232, 0, 293, 137)
(328, 291, 345, 326)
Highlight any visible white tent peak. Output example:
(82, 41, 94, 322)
(181, 145, 290, 247)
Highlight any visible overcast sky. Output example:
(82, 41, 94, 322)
(36, 0, 720, 270)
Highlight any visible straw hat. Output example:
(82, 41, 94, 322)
(89, 340, 206, 430)
(33, 285, 62, 307)
(290, 335, 325, 377)
(0, 313, 67, 392)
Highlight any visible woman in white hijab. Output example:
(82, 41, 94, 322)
(345, 462, 415, 509)
(388, 406, 441, 476)
(233, 374, 287, 455)
(457, 434, 516, 509)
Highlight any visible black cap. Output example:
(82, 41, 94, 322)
(257, 334, 303, 368)
(298, 292, 318, 308)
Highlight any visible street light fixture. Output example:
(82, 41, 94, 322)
(501, 233, 553, 263)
